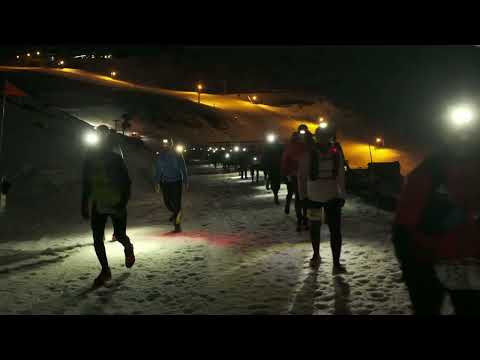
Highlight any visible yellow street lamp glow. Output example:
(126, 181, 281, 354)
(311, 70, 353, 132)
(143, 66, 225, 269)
(252, 95, 257, 101)
(16, 55, 20, 59)
(175, 145, 185, 153)
(27, 53, 31, 57)
(450, 105, 475, 127)
(111, 71, 117, 77)
(36, 51, 40, 55)
(376, 138, 382, 143)
(59, 60, 64, 66)
(319, 122, 328, 129)
(197, 84, 203, 91)
(319, 117, 325, 123)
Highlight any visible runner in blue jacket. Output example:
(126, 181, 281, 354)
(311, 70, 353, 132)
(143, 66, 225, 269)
(154, 140, 188, 233)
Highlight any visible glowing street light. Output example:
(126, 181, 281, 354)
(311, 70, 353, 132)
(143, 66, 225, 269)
(242, 147, 247, 152)
(175, 144, 185, 153)
(253, 157, 258, 161)
(375, 137, 384, 147)
(319, 116, 325, 123)
(110, 71, 117, 77)
(27, 53, 31, 57)
(225, 153, 231, 159)
(197, 83, 203, 104)
(16, 55, 20, 59)
(59, 60, 65, 66)
(234, 146, 240, 152)
(36, 51, 40, 55)
(369, 137, 384, 163)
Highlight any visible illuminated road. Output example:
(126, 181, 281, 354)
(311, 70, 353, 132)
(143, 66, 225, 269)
(0, 168, 417, 315)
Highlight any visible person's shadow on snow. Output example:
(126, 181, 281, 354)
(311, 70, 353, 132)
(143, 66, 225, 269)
(333, 275, 351, 315)
(288, 268, 319, 315)
(78, 272, 131, 298)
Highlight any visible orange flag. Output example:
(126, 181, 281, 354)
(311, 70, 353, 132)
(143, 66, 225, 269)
(2, 81, 28, 97)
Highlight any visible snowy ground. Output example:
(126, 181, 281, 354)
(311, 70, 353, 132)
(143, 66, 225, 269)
(0, 165, 419, 315)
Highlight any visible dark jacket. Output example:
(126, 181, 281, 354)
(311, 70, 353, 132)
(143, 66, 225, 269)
(82, 149, 131, 212)
(262, 143, 284, 176)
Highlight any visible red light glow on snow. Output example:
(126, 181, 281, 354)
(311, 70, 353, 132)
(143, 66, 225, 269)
(155, 230, 244, 247)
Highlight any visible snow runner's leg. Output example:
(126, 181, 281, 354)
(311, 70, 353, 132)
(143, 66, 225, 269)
(326, 200, 342, 267)
(309, 216, 322, 266)
(402, 262, 445, 315)
(271, 174, 281, 204)
(169, 181, 183, 232)
(285, 179, 293, 214)
(91, 205, 109, 271)
(160, 182, 174, 213)
(292, 177, 301, 219)
(111, 208, 135, 268)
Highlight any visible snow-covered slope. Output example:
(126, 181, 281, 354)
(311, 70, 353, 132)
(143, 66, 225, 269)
(1, 67, 424, 173)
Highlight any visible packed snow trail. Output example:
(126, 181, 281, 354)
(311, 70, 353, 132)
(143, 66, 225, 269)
(0, 166, 418, 315)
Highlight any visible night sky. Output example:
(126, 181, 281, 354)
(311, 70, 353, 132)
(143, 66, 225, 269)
(2, 44, 480, 145)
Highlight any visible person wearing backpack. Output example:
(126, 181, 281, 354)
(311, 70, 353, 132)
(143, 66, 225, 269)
(298, 122, 347, 271)
(392, 108, 480, 315)
(82, 125, 135, 287)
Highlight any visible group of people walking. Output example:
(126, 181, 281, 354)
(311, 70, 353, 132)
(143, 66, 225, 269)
(262, 122, 347, 271)
(81, 118, 480, 316)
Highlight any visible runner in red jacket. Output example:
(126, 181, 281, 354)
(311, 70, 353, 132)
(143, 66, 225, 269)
(393, 114, 480, 314)
(281, 125, 312, 231)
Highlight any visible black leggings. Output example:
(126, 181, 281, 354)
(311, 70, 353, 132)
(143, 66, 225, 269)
(309, 200, 342, 264)
(160, 181, 183, 224)
(91, 204, 131, 270)
(285, 176, 306, 221)
(401, 261, 480, 315)
(240, 168, 249, 179)
(269, 172, 281, 196)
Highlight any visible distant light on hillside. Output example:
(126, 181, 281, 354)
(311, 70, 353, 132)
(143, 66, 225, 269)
(266, 133, 276, 143)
